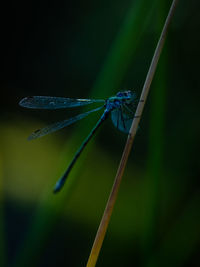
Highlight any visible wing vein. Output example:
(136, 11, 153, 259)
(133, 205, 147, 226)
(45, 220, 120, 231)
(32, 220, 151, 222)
(19, 96, 105, 109)
(28, 106, 104, 140)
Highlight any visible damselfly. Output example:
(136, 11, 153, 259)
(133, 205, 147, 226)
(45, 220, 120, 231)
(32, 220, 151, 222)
(19, 90, 137, 193)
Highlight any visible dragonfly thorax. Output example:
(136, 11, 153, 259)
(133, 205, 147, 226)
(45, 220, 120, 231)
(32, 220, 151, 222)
(105, 90, 134, 112)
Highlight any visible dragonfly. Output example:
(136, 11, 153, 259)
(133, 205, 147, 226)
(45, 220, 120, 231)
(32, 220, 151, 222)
(19, 90, 137, 193)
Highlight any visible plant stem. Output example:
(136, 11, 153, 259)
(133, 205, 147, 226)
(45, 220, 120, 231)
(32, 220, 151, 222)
(86, 0, 179, 266)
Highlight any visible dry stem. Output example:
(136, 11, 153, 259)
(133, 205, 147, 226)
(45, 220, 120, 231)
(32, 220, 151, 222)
(86, 0, 179, 266)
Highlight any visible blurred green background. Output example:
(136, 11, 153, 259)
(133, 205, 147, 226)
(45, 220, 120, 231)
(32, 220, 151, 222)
(1, 0, 200, 266)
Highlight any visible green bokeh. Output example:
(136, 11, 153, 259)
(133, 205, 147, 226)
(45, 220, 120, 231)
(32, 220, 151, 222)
(1, 0, 200, 266)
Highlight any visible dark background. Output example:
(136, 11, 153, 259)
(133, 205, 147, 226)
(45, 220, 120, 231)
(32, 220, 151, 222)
(0, 0, 200, 266)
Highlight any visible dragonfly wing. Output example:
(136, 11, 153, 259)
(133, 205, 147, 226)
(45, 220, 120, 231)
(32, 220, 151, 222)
(28, 106, 104, 140)
(19, 96, 105, 109)
(111, 106, 134, 133)
(111, 93, 137, 133)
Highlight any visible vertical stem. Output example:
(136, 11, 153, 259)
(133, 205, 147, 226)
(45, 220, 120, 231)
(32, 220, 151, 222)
(86, 0, 179, 266)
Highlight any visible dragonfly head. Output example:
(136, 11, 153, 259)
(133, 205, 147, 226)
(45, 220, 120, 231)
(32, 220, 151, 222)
(116, 90, 134, 103)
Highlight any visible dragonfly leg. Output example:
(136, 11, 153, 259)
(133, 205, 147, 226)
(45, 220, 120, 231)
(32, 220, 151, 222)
(116, 111, 120, 129)
(120, 107, 126, 131)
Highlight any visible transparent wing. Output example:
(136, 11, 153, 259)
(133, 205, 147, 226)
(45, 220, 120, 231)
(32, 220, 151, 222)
(19, 96, 105, 109)
(28, 106, 104, 140)
(111, 108, 134, 133)
(111, 94, 137, 134)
